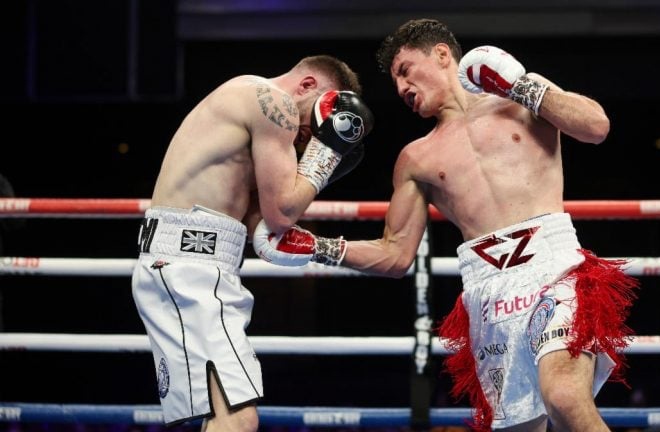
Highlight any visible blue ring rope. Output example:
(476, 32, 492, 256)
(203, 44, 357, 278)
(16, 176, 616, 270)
(0, 403, 658, 428)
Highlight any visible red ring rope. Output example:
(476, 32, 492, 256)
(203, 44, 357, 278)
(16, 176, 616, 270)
(1, 198, 659, 220)
(0, 198, 151, 216)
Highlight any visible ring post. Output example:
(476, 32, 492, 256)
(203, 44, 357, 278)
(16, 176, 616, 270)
(410, 224, 435, 430)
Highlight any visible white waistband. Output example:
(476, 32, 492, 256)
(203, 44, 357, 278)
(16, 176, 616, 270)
(138, 205, 247, 273)
(456, 213, 582, 284)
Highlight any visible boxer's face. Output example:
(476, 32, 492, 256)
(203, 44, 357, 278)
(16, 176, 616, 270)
(391, 45, 447, 118)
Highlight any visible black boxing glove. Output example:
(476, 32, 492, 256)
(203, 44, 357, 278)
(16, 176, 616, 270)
(311, 91, 374, 154)
(298, 91, 374, 193)
(327, 142, 364, 185)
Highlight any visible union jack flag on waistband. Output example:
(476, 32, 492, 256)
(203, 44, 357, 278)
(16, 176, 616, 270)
(180, 229, 217, 254)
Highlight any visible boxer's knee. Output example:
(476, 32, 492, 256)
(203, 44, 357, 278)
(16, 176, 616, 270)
(539, 350, 605, 430)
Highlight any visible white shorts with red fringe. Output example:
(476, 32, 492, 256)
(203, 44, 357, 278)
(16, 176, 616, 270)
(439, 213, 637, 431)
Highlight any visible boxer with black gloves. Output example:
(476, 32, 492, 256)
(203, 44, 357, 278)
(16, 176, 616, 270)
(131, 55, 372, 432)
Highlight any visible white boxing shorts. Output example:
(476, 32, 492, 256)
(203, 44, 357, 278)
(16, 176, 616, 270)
(131, 205, 262, 426)
(440, 213, 633, 430)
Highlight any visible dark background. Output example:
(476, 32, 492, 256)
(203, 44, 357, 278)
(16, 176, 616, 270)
(0, 0, 659, 428)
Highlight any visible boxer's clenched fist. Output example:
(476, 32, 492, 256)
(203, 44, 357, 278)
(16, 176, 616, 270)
(458, 45, 548, 115)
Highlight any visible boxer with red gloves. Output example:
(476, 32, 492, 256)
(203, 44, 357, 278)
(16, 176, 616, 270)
(257, 19, 635, 432)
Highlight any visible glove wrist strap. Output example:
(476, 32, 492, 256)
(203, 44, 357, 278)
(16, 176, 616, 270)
(509, 75, 549, 115)
(311, 236, 347, 266)
(297, 137, 342, 193)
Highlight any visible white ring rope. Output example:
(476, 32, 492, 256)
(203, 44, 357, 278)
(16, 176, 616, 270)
(1, 333, 660, 354)
(1, 256, 659, 277)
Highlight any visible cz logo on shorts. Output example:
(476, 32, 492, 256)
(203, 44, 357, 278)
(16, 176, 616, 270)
(471, 226, 539, 269)
(180, 230, 217, 254)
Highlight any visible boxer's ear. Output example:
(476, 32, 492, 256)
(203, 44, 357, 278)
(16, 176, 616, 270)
(299, 76, 318, 94)
(434, 43, 451, 67)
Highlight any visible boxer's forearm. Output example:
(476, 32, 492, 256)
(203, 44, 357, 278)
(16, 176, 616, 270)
(342, 239, 414, 279)
(537, 87, 610, 144)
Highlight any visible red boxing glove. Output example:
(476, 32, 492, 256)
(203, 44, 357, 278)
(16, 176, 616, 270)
(253, 219, 347, 267)
(458, 46, 525, 97)
(458, 45, 548, 114)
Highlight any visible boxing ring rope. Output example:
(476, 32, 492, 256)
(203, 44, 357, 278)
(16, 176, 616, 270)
(1, 198, 660, 220)
(0, 403, 658, 428)
(1, 198, 659, 428)
(2, 333, 660, 354)
(2, 256, 660, 277)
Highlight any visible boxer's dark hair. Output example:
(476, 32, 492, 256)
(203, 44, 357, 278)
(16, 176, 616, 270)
(377, 19, 462, 73)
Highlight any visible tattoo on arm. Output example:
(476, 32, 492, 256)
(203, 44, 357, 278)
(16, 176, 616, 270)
(256, 84, 298, 132)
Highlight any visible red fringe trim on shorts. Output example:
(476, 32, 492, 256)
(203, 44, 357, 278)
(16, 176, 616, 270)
(566, 249, 638, 383)
(437, 249, 638, 432)
(439, 294, 492, 432)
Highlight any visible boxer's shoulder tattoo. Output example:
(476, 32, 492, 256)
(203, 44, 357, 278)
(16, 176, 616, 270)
(255, 84, 298, 132)
(255, 84, 272, 115)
